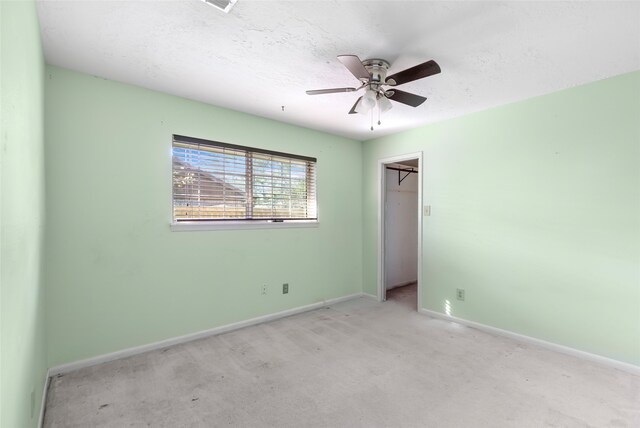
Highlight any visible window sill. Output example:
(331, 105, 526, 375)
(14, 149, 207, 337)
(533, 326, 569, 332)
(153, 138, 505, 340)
(170, 220, 319, 232)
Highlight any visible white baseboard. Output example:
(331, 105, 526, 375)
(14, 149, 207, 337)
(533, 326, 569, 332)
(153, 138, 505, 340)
(38, 369, 50, 428)
(49, 293, 363, 376)
(362, 292, 379, 300)
(418, 308, 640, 376)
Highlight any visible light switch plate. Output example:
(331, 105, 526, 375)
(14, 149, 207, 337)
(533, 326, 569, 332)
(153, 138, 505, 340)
(423, 205, 431, 216)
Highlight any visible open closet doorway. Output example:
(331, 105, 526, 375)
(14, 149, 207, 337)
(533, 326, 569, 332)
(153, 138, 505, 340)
(378, 153, 423, 311)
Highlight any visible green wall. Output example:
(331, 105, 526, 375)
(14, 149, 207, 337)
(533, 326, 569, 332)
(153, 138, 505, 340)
(44, 66, 363, 367)
(0, 1, 48, 427)
(362, 71, 640, 365)
(43, 67, 640, 370)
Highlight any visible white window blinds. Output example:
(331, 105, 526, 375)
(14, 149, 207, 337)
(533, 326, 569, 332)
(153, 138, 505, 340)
(172, 135, 317, 222)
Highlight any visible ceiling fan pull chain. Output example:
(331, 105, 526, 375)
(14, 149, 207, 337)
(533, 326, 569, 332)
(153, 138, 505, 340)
(378, 104, 381, 126)
(370, 109, 374, 131)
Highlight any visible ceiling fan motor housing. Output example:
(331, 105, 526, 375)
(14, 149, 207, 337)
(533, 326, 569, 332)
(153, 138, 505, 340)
(361, 59, 390, 89)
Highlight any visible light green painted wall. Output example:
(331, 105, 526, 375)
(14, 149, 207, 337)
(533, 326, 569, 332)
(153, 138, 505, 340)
(44, 66, 363, 367)
(362, 71, 640, 365)
(0, 1, 48, 426)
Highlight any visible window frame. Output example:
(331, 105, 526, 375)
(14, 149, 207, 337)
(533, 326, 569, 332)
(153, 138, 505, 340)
(170, 134, 319, 231)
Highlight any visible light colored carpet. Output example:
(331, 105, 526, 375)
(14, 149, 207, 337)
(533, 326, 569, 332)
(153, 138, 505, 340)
(386, 282, 418, 310)
(44, 288, 639, 427)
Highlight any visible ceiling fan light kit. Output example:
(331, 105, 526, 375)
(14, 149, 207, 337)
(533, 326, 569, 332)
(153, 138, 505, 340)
(356, 89, 378, 114)
(377, 95, 393, 114)
(306, 54, 441, 130)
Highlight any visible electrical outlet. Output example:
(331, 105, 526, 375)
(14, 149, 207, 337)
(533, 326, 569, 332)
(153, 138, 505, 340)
(261, 284, 267, 295)
(456, 288, 465, 301)
(282, 283, 289, 294)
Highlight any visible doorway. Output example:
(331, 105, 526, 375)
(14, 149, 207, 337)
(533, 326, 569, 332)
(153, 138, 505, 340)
(377, 153, 423, 310)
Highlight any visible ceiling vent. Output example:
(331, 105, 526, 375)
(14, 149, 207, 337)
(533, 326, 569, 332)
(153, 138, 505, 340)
(203, 0, 237, 13)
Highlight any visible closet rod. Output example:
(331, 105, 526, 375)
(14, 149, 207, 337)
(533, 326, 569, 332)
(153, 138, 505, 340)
(385, 166, 417, 185)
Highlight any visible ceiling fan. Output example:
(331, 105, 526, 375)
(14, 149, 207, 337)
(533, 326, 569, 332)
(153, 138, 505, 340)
(306, 55, 441, 118)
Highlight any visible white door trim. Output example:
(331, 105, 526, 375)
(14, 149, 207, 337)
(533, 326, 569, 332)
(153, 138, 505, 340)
(377, 152, 424, 305)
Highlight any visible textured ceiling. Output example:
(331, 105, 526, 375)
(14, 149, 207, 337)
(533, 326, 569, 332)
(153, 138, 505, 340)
(37, 0, 640, 141)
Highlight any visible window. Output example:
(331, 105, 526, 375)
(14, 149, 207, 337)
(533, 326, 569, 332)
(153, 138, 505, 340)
(172, 135, 317, 225)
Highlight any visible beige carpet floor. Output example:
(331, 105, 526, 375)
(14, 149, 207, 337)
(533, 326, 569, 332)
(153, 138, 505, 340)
(44, 286, 639, 427)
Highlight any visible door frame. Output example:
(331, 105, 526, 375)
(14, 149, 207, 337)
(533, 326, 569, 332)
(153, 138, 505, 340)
(377, 152, 424, 305)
